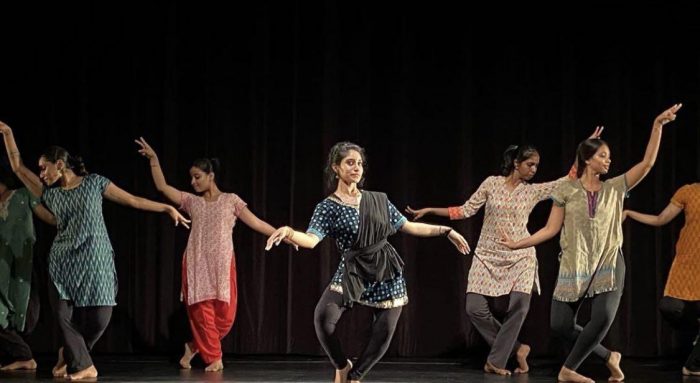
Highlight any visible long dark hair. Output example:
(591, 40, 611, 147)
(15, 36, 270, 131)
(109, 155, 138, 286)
(324, 141, 367, 192)
(41, 146, 88, 176)
(192, 157, 221, 181)
(576, 138, 608, 178)
(500, 144, 539, 176)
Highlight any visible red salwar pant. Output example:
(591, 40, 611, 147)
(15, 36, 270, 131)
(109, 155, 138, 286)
(182, 257, 237, 364)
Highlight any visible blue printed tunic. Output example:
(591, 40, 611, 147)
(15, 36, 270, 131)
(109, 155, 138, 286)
(306, 194, 408, 308)
(42, 174, 117, 307)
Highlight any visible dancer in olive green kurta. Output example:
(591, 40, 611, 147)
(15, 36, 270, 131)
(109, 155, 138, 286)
(0, 172, 54, 371)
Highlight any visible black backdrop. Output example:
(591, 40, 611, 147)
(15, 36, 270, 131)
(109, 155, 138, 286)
(1, 2, 699, 360)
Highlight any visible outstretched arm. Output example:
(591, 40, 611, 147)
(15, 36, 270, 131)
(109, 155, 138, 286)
(0, 122, 43, 197)
(399, 221, 470, 254)
(625, 203, 682, 227)
(407, 178, 492, 221)
(237, 207, 298, 249)
(135, 137, 183, 206)
(625, 104, 682, 190)
(405, 206, 449, 220)
(103, 182, 191, 228)
(238, 207, 277, 236)
(265, 226, 321, 250)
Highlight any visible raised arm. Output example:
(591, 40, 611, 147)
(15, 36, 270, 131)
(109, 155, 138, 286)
(103, 182, 191, 228)
(625, 104, 682, 190)
(500, 204, 564, 250)
(135, 137, 183, 206)
(625, 203, 682, 227)
(0, 122, 44, 197)
(32, 204, 57, 226)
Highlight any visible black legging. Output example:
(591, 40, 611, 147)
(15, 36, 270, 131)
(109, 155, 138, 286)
(49, 282, 112, 373)
(659, 296, 700, 371)
(550, 253, 625, 370)
(314, 288, 402, 381)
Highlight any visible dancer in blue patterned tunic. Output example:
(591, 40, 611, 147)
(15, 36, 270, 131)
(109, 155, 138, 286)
(266, 142, 470, 383)
(0, 121, 190, 381)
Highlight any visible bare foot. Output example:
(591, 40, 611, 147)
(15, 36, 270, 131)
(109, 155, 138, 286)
(204, 359, 224, 372)
(52, 347, 67, 378)
(515, 344, 530, 374)
(558, 366, 594, 383)
(179, 342, 198, 369)
(606, 351, 625, 382)
(683, 366, 700, 376)
(484, 361, 512, 376)
(67, 365, 98, 381)
(0, 359, 37, 371)
(334, 359, 353, 383)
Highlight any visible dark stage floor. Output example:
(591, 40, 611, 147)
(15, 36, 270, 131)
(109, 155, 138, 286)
(0, 355, 696, 382)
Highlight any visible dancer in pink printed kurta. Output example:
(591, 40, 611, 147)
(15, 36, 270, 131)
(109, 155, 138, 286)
(135, 138, 289, 372)
(407, 129, 600, 376)
(181, 192, 244, 305)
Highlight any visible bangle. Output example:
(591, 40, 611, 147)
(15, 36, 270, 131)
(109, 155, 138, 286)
(442, 227, 453, 237)
(9, 150, 19, 156)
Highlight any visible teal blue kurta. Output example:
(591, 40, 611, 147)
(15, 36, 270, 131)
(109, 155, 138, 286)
(42, 174, 117, 307)
(0, 188, 40, 331)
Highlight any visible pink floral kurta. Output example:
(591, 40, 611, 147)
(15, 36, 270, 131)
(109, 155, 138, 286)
(180, 192, 246, 305)
(448, 175, 568, 296)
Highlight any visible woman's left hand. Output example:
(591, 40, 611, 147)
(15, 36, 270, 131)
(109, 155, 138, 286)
(447, 230, 470, 255)
(655, 103, 683, 126)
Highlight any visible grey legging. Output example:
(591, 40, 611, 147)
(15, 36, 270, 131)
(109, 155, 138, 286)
(465, 291, 531, 369)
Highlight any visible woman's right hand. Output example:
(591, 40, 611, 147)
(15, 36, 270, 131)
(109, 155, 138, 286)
(266, 226, 294, 250)
(135, 137, 158, 160)
(405, 206, 430, 220)
(497, 226, 519, 250)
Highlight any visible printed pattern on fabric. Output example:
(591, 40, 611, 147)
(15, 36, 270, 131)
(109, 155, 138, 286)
(550, 175, 627, 302)
(306, 194, 408, 308)
(449, 175, 569, 296)
(42, 174, 117, 306)
(180, 192, 246, 305)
